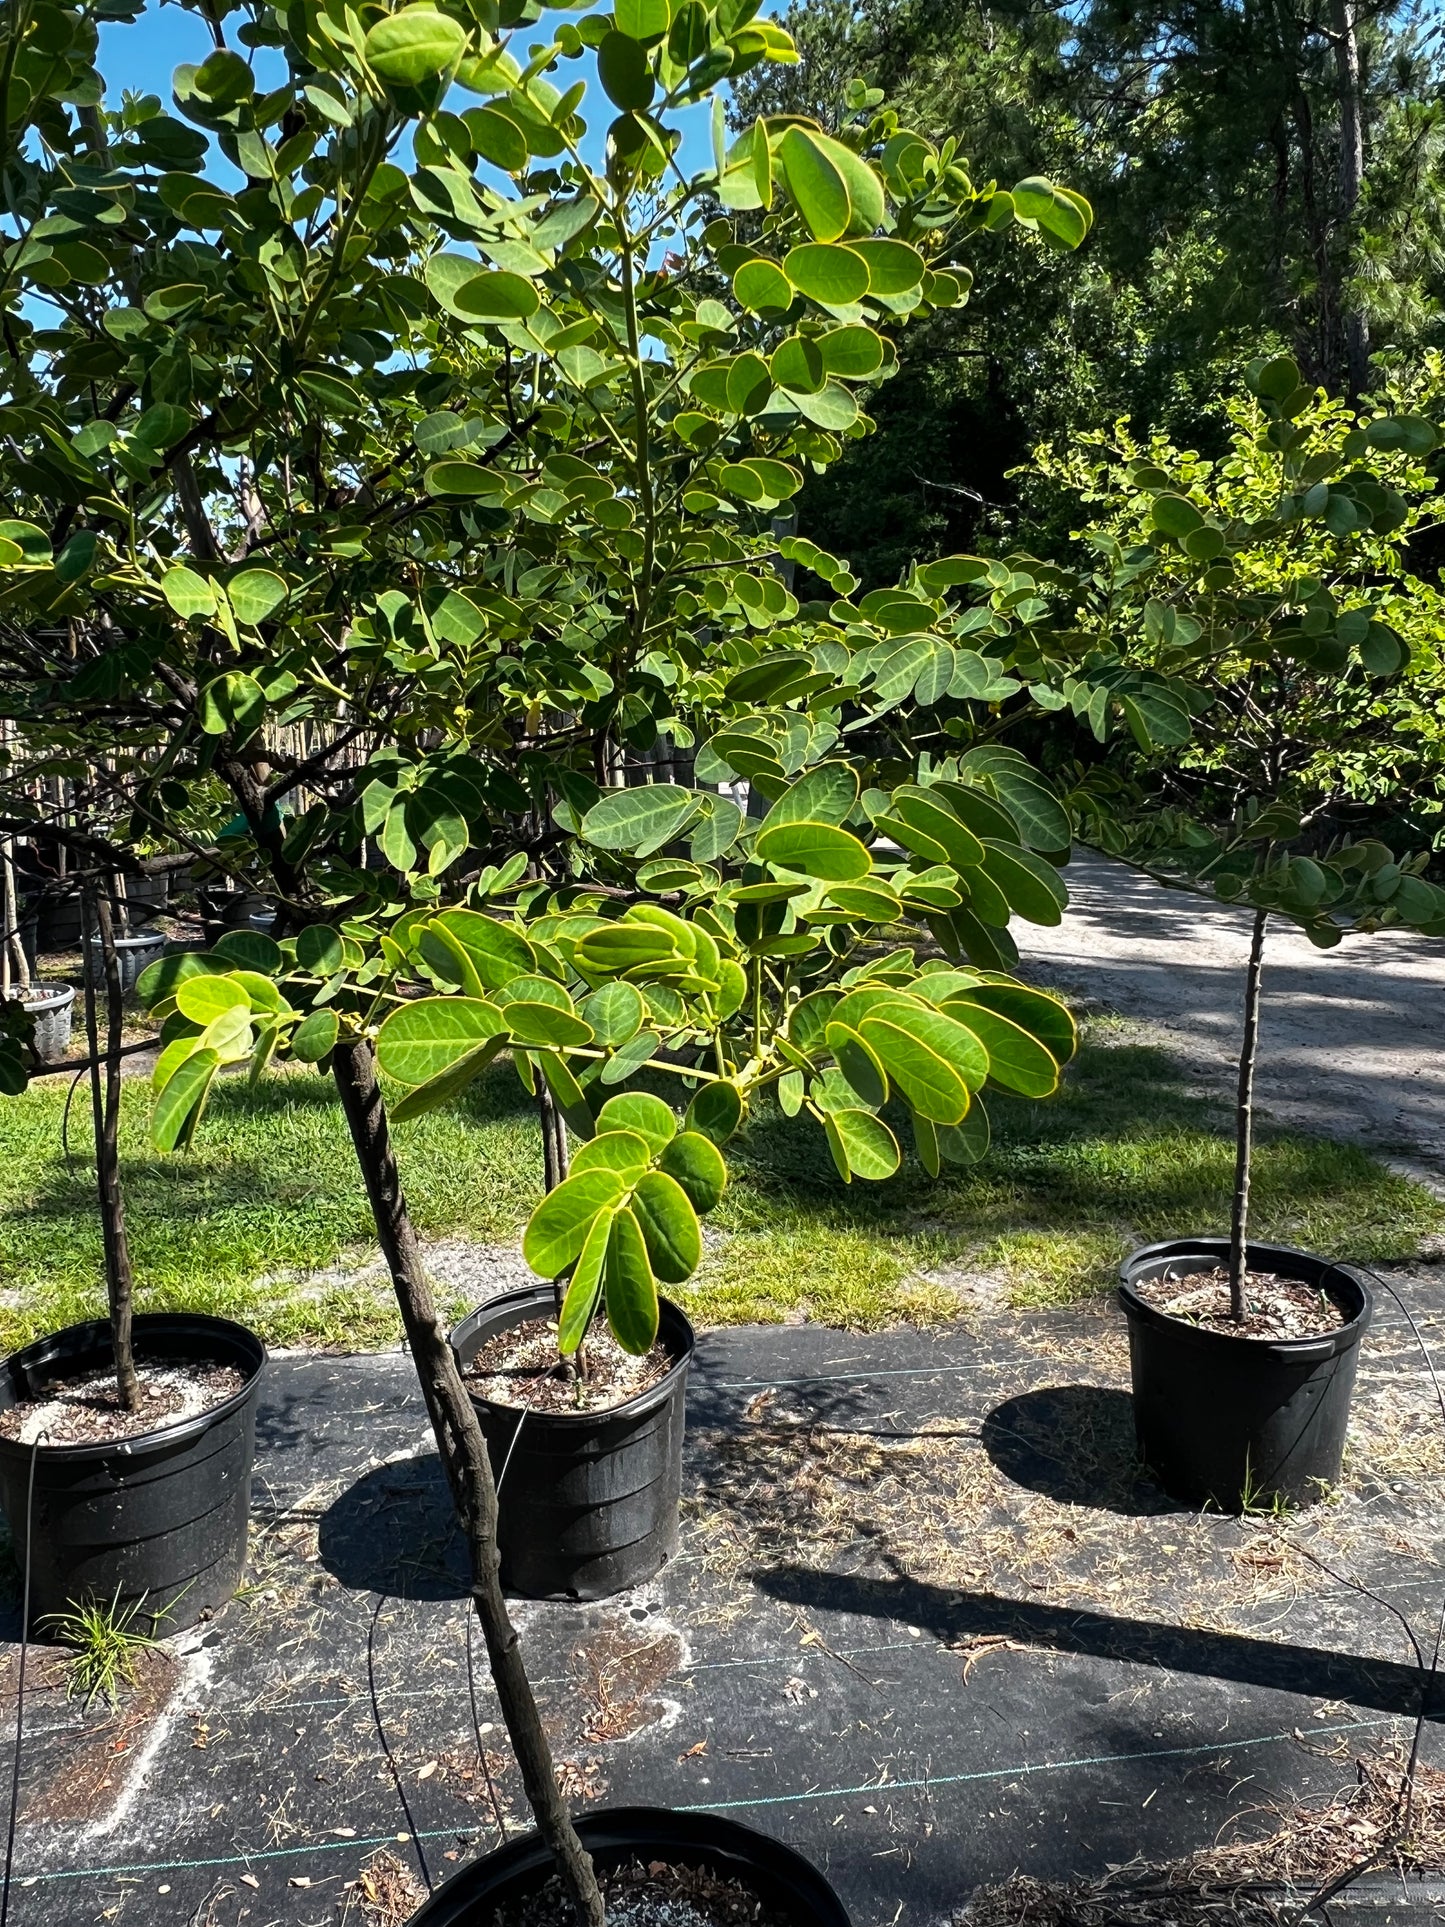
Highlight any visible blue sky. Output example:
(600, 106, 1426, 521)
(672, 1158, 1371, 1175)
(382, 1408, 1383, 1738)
(97, 3, 721, 179)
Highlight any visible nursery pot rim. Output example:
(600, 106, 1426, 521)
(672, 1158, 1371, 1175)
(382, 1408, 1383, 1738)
(450, 1283, 695, 1430)
(1118, 1237, 1371, 1366)
(402, 1801, 850, 1925)
(5, 981, 74, 1007)
(0, 1311, 267, 1464)
(85, 929, 165, 947)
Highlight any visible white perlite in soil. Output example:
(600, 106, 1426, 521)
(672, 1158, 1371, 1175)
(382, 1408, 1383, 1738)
(5, 1362, 243, 1446)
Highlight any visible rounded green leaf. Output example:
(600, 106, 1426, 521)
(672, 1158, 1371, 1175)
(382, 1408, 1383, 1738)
(572, 1129, 652, 1183)
(464, 105, 529, 173)
(175, 975, 250, 1027)
(979, 840, 1068, 926)
(503, 1001, 594, 1048)
(684, 1081, 743, 1146)
(956, 983, 1076, 1065)
(524, 1168, 630, 1279)
(211, 929, 283, 974)
(824, 1108, 900, 1183)
(364, 6, 467, 84)
(632, 1170, 702, 1283)
(1011, 176, 1091, 248)
(826, 1020, 888, 1108)
(453, 270, 541, 321)
(137, 951, 226, 1006)
(595, 1090, 676, 1152)
(857, 1004, 977, 1123)
(658, 1129, 727, 1213)
(851, 238, 924, 295)
(756, 818, 872, 881)
(376, 995, 506, 1086)
(795, 381, 860, 431)
(199, 672, 265, 741)
(162, 566, 215, 619)
(582, 785, 700, 854)
(616, 0, 669, 39)
(296, 924, 346, 975)
(941, 1000, 1058, 1097)
(770, 334, 826, 396)
(778, 126, 850, 242)
(817, 325, 884, 379)
(784, 243, 869, 306)
(603, 1206, 659, 1355)
(227, 568, 287, 626)
(292, 1007, 341, 1064)
(598, 30, 654, 109)
(734, 259, 793, 313)
(580, 981, 645, 1048)
(153, 1047, 220, 1152)
(1150, 494, 1205, 540)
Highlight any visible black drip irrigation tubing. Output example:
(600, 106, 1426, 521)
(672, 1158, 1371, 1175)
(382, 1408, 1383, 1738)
(1, 1442, 38, 1927)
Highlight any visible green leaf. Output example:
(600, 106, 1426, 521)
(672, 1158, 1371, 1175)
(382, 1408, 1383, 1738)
(956, 982, 1076, 1064)
(199, 672, 266, 742)
(684, 1080, 743, 1145)
(888, 787, 986, 869)
(615, 0, 669, 39)
(137, 951, 225, 1006)
(851, 238, 924, 294)
(778, 126, 850, 242)
(227, 569, 287, 626)
(375, 995, 506, 1086)
(734, 259, 793, 313)
(595, 1090, 676, 1152)
(658, 1129, 727, 1212)
(600, 1028, 661, 1084)
(794, 381, 859, 432)
(761, 762, 859, 831)
(296, 924, 346, 975)
(389, 1037, 508, 1121)
(175, 975, 249, 1026)
(858, 1005, 977, 1123)
(364, 6, 467, 84)
(817, 325, 884, 379)
(1150, 494, 1205, 540)
(153, 1046, 219, 1152)
(940, 999, 1058, 1096)
(572, 1129, 652, 1183)
(452, 270, 542, 321)
(292, 1007, 340, 1063)
(824, 1107, 900, 1182)
(784, 243, 869, 306)
(582, 786, 700, 855)
(755, 819, 872, 880)
(162, 566, 215, 619)
(979, 840, 1068, 925)
(826, 1020, 888, 1108)
(557, 1207, 614, 1354)
(523, 1167, 630, 1278)
(431, 909, 536, 990)
(1011, 176, 1091, 247)
(603, 1206, 659, 1355)
(632, 1170, 701, 1283)
(779, 1068, 805, 1116)
(580, 981, 645, 1047)
(211, 930, 283, 974)
(598, 30, 654, 109)
(539, 1051, 595, 1141)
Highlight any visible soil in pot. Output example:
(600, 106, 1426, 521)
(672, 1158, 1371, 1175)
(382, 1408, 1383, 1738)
(462, 1315, 676, 1416)
(1133, 1265, 1351, 1340)
(493, 1858, 791, 1927)
(0, 1354, 248, 1447)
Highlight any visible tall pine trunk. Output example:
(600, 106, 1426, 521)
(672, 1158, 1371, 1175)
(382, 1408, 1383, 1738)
(1332, 0, 1369, 399)
(82, 883, 139, 1409)
(331, 1037, 605, 1926)
(1229, 910, 1270, 1321)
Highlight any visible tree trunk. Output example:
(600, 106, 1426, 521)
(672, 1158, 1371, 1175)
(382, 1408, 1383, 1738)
(82, 884, 139, 1409)
(1332, 0, 1370, 398)
(330, 1038, 605, 1927)
(1229, 909, 1269, 1322)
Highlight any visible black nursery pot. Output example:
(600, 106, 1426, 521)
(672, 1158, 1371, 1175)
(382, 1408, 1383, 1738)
(0, 1313, 265, 1633)
(404, 1805, 850, 1926)
(450, 1286, 694, 1601)
(1118, 1239, 1371, 1511)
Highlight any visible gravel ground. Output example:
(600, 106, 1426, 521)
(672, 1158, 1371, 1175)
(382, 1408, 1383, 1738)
(1016, 850, 1445, 1187)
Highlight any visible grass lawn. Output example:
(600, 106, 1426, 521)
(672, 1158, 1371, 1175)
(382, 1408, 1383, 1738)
(0, 1016, 1437, 1351)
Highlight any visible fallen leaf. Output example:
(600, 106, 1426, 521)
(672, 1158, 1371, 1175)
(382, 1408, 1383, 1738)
(240, 1874, 260, 1889)
(418, 1760, 438, 1781)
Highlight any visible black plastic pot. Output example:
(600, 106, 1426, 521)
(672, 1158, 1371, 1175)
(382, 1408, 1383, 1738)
(1119, 1239, 1371, 1510)
(404, 1805, 850, 1926)
(450, 1286, 693, 1600)
(0, 1313, 265, 1633)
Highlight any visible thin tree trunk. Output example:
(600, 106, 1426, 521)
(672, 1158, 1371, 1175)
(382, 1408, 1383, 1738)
(1332, 0, 1370, 398)
(1229, 909, 1270, 1322)
(538, 1080, 570, 1319)
(82, 883, 140, 1409)
(331, 1038, 605, 1927)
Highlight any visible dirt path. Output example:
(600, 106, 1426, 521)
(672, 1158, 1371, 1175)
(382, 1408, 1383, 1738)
(1016, 849, 1445, 1183)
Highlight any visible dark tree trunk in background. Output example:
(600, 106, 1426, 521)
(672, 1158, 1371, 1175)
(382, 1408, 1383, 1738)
(1229, 909, 1270, 1321)
(331, 1038, 605, 1927)
(82, 883, 139, 1410)
(1332, 0, 1370, 397)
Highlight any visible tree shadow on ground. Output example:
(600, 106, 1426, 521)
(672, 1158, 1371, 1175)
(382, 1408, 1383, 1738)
(317, 1456, 468, 1601)
(753, 1561, 1445, 1722)
(981, 1385, 1186, 1516)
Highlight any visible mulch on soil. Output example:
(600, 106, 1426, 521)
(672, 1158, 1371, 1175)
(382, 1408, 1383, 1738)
(463, 1315, 677, 1416)
(1134, 1267, 1351, 1340)
(0, 1358, 247, 1446)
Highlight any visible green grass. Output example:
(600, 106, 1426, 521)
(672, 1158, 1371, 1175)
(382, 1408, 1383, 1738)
(0, 1022, 1438, 1347)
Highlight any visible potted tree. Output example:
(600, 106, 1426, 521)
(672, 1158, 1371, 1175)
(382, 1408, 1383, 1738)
(1007, 356, 1445, 1509)
(0, 0, 1089, 1913)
